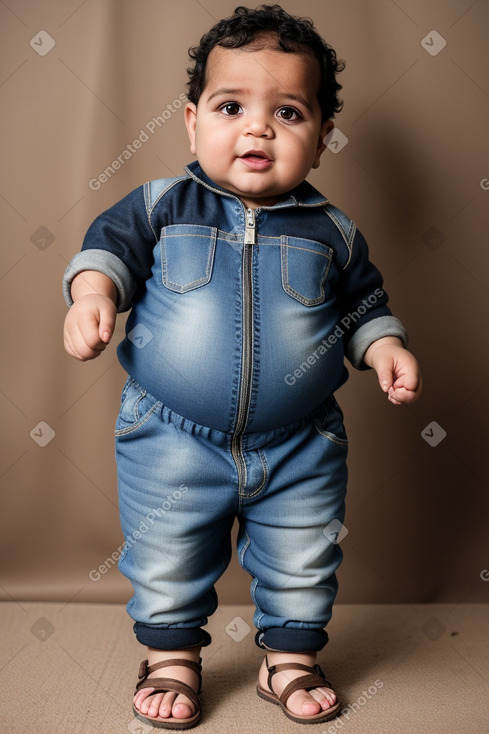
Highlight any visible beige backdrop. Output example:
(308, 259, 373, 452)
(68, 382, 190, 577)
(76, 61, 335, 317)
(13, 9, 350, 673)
(1, 0, 488, 612)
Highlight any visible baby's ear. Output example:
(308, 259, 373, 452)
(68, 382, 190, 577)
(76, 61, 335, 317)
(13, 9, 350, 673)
(312, 120, 334, 169)
(184, 103, 198, 155)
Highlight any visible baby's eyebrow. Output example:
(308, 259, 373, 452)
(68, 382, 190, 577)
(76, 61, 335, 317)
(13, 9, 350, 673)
(283, 93, 314, 113)
(206, 87, 244, 102)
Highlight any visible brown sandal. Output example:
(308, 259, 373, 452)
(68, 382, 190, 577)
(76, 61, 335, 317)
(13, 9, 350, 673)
(256, 655, 341, 725)
(133, 657, 202, 730)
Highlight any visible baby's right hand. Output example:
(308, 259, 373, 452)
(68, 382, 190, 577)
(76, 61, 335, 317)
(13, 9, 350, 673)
(63, 294, 117, 361)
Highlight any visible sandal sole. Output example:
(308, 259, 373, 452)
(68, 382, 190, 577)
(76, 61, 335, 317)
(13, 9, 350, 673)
(133, 705, 201, 730)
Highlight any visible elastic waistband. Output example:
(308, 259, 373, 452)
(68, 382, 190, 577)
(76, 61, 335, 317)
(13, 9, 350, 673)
(160, 401, 232, 448)
(147, 384, 338, 450)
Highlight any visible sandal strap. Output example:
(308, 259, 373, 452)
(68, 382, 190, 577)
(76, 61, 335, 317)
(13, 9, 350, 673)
(265, 657, 319, 692)
(135, 675, 201, 708)
(143, 658, 202, 677)
(264, 656, 334, 706)
(279, 672, 332, 707)
(137, 658, 202, 693)
(269, 662, 316, 675)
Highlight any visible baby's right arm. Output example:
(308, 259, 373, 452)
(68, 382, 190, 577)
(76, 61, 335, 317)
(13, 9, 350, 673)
(63, 271, 117, 361)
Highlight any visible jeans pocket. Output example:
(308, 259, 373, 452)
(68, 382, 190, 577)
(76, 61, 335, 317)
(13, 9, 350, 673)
(314, 397, 348, 446)
(281, 236, 333, 306)
(160, 224, 217, 293)
(115, 378, 161, 436)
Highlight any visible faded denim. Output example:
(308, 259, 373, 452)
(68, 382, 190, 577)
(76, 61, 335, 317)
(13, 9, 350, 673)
(116, 378, 348, 652)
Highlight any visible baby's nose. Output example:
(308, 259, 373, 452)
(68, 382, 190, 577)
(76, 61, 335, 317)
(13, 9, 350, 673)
(244, 113, 273, 137)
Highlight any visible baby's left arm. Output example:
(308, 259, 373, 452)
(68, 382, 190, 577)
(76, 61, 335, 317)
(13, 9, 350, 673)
(363, 336, 422, 405)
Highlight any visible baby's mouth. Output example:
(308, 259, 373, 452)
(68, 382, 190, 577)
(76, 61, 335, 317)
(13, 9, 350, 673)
(240, 150, 273, 169)
(241, 150, 271, 161)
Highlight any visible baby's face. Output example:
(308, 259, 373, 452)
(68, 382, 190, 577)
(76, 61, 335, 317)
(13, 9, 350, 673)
(185, 45, 333, 209)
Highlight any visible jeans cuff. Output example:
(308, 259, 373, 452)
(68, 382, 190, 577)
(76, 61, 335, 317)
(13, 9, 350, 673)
(255, 627, 329, 653)
(134, 623, 212, 649)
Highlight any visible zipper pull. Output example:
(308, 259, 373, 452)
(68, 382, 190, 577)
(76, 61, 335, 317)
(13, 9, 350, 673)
(244, 208, 256, 245)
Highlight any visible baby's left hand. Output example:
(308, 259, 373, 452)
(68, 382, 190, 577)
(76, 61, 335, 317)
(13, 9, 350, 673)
(364, 337, 422, 405)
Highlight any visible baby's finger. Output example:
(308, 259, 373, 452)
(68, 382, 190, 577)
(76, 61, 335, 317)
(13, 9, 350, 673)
(375, 367, 394, 394)
(78, 310, 108, 352)
(97, 302, 116, 344)
(64, 320, 87, 361)
(388, 385, 418, 405)
(63, 331, 82, 361)
(65, 320, 106, 361)
(387, 388, 403, 405)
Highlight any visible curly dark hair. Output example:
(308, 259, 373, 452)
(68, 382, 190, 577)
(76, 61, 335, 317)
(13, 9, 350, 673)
(187, 4, 345, 121)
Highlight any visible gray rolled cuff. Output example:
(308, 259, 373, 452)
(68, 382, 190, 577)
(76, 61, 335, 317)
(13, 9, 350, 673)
(346, 316, 408, 369)
(62, 249, 136, 312)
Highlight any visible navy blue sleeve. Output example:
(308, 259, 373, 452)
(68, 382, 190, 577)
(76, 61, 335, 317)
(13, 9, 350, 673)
(63, 186, 159, 311)
(337, 226, 391, 328)
(81, 186, 157, 285)
(336, 227, 407, 367)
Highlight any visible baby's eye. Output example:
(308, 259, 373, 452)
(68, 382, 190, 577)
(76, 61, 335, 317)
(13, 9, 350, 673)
(220, 102, 242, 116)
(277, 107, 302, 122)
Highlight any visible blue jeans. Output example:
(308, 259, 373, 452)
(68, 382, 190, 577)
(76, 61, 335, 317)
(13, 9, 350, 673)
(115, 377, 348, 653)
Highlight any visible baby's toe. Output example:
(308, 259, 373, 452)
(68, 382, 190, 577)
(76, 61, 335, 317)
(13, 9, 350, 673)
(172, 694, 195, 719)
(316, 686, 337, 709)
(288, 690, 322, 716)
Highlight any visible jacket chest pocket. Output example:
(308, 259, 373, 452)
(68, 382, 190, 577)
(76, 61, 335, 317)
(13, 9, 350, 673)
(160, 224, 217, 293)
(281, 236, 333, 306)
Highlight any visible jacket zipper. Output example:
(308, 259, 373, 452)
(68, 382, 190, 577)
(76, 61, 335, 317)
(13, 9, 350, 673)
(231, 207, 255, 490)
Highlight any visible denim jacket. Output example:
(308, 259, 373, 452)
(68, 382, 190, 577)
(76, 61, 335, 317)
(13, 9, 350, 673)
(63, 160, 406, 433)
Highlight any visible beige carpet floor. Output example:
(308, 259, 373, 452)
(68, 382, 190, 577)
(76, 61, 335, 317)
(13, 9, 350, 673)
(1, 602, 488, 733)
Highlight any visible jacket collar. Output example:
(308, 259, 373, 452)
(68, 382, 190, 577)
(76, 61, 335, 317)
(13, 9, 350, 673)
(184, 160, 329, 209)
